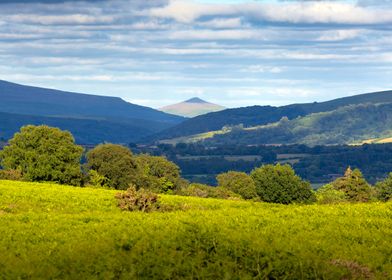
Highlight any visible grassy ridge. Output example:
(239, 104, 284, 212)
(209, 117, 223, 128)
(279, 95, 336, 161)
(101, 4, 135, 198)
(0, 180, 391, 279)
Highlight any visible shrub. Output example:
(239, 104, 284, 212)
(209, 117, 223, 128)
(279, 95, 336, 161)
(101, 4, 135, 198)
(179, 183, 241, 200)
(86, 144, 137, 190)
(316, 184, 348, 204)
(374, 172, 392, 202)
(330, 167, 373, 202)
(0, 169, 23, 181)
(115, 186, 160, 212)
(217, 171, 258, 199)
(0, 125, 83, 185)
(87, 170, 110, 188)
(251, 164, 315, 204)
(133, 154, 183, 193)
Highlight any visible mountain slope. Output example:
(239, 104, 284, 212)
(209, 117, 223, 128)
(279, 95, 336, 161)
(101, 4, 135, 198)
(183, 103, 392, 146)
(160, 97, 225, 117)
(0, 111, 165, 144)
(0, 80, 184, 124)
(151, 90, 392, 141)
(0, 80, 185, 143)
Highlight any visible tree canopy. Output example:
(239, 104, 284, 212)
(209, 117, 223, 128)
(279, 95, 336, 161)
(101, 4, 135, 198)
(0, 125, 83, 185)
(86, 144, 137, 190)
(217, 171, 257, 199)
(251, 164, 315, 204)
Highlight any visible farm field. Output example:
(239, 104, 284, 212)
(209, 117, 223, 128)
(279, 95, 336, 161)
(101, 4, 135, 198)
(0, 180, 391, 279)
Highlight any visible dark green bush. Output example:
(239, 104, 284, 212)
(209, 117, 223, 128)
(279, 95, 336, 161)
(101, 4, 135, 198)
(251, 164, 315, 204)
(115, 186, 160, 212)
(374, 172, 392, 202)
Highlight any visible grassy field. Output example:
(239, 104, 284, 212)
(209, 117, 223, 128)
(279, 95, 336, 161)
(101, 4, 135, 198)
(0, 180, 391, 279)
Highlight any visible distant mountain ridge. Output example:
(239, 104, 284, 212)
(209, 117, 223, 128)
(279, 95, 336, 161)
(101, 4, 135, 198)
(0, 80, 185, 144)
(159, 97, 225, 117)
(151, 90, 392, 142)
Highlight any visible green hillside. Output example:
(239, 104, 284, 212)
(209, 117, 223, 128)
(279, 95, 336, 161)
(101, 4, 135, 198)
(151, 90, 392, 142)
(166, 103, 392, 146)
(1, 180, 391, 279)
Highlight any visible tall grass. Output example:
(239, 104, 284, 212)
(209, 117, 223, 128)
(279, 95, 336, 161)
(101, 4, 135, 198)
(0, 180, 391, 279)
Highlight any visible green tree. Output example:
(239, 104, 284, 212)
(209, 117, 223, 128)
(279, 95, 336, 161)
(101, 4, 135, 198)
(250, 164, 315, 204)
(331, 167, 373, 202)
(0, 125, 83, 185)
(133, 154, 185, 193)
(217, 171, 258, 199)
(86, 144, 137, 190)
(316, 183, 348, 204)
(374, 173, 392, 202)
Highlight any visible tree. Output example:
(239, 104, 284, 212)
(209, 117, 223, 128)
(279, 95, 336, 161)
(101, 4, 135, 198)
(250, 164, 315, 204)
(0, 125, 83, 185)
(330, 167, 373, 202)
(216, 171, 258, 199)
(374, 173, 392, 202)
(86, 144, 137, 190)
(133, 154, 185, 193)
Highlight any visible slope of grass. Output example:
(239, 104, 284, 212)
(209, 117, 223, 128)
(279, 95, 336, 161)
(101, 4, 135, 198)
(0, 180, 391, 279)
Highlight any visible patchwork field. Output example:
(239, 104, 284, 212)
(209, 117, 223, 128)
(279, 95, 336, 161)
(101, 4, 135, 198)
(0, 180, 391, 279)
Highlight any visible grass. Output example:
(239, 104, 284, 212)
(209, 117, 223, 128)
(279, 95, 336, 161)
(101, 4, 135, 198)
(0, 180, 391, 279)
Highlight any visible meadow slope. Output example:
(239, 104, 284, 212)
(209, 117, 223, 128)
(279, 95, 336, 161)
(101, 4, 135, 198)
(0, 180, 391, 279)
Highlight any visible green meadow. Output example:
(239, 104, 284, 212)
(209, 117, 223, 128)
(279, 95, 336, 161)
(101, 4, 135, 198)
(0, 180, 391, 279)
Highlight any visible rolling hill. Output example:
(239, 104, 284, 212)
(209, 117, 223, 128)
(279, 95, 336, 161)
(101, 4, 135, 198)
(159, 97, 225, 117)
(0, 80, 185, 143)
(163, 103, 392, 146)
(151, 90, 392, 142)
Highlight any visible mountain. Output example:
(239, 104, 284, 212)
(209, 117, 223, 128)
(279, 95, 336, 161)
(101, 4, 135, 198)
(190, 103, 392, 146)
(0, 80, 185, 144)
(159, 97, 225, 117)
(151, 90, 392, 142)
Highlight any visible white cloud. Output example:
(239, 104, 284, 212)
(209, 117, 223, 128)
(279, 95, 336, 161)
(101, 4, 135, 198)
(150, 0, 392, 25)
(317, 29, 364, 41)
(168, 29, 264, 40)
(197, 17, 243, 29)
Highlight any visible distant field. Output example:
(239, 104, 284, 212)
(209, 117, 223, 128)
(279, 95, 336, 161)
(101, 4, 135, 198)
(177, 155, 263, 162)
(0, 180, 391, 279)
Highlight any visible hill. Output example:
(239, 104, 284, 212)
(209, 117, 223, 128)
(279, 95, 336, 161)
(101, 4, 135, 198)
(159, 97, 225, 117)
(171, 103, 392, 146)
(151, 90, 392, 142)
(1, 180, 391, 278)
(0, 80, 185, 143)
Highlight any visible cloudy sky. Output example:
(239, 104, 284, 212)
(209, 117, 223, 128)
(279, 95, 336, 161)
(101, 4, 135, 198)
(0, 0, 391, 108)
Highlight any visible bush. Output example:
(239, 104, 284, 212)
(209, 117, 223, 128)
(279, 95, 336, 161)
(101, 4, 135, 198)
(316, 184, 348, 204)
(133, 154, 184, 193)
(374, 172, 392, 202)
(330, 167, 373, 202)
(217, 171, 258, 199)
(0, 125, 83, 185)
(86, 144, 137, 190)
(0, 169, 23, 181)
(179, 183, 241, 200)
(115, 186, 160, 212)
(251, 164, 315, 204)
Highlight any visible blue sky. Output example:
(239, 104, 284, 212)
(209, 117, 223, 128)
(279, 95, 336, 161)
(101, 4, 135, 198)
(0, 0, 391, 108)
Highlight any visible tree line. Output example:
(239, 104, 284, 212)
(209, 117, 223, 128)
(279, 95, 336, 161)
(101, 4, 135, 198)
(0, 125, 391, 204)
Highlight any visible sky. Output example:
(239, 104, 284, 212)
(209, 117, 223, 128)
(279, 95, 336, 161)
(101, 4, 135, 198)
(0, 0, 391, 108)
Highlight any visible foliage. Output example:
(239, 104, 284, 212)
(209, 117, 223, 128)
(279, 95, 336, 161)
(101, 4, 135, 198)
(0, 125, 83, 185)
(216, 171, 258, 199)
(0, 169, 23, 181)
(316, 184, 348, 204)
(251, 164, 315, 204)
(0, 180, 391, 279)
(87, 170, 110, 188)
(374, 172, 392, 202)
(86, 144, 137, 190)
(133, 154, 184, 193)
(179, 183, 240, 200)
(115, 185, 160, 212)
(330, 167, 373, 202)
